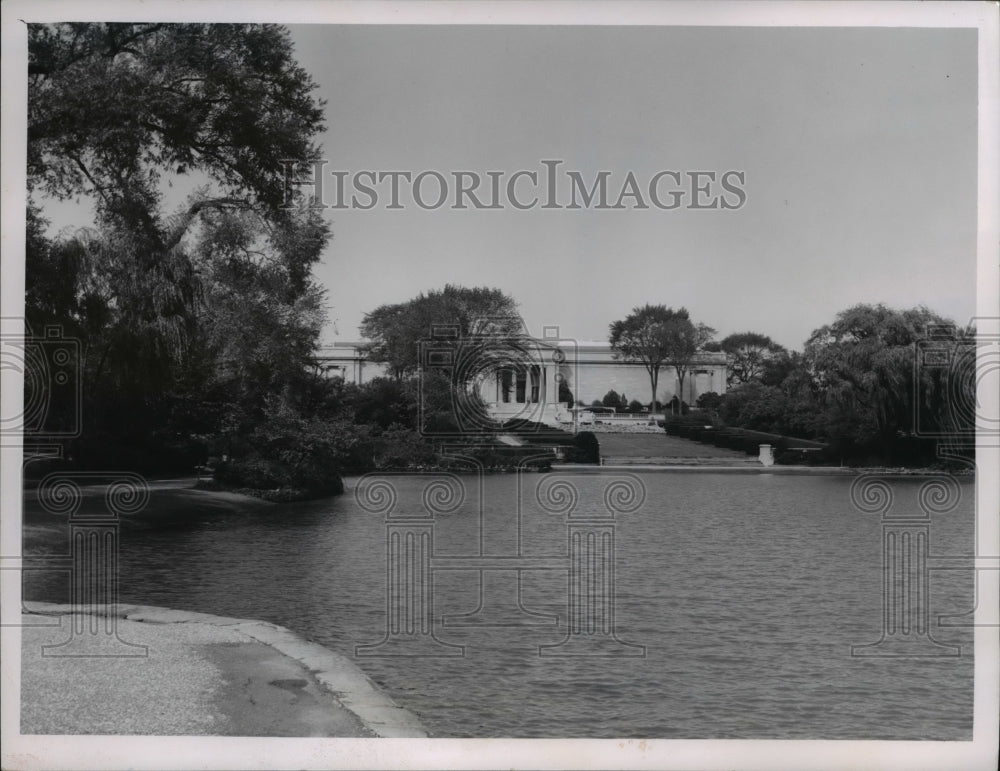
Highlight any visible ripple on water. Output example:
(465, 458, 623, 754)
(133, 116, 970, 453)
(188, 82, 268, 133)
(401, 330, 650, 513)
(24, 473, 975, 738)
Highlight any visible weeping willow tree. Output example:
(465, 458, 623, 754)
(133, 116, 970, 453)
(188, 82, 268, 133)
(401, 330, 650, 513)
(25, 23, 332, 471)
(803, 303, 970, 464)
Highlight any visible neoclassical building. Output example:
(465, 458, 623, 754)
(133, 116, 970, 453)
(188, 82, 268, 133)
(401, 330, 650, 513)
(316, 336, 727, 426)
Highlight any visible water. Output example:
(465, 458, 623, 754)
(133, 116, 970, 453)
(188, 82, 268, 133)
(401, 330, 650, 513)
(23, 472, 975, 738)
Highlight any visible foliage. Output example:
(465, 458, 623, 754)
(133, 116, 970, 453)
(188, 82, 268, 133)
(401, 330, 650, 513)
(695, 391, 722, 411)
(558, 380, 574, 406)
(348, 423, 436, 471)
(340, 377, 417, 431)
(609, 305, 715, 414)
(419, 366, 491, 435)
(25, 22, 347, 492)
(667, 396, 690, 415)
(707, 303, 972, 466)
(803, 304, 957, 453)
(360, 285, 522, 379)
(215, 396, 355, 495)
(601, 390, 628, 409)
(719, 332, 786, 386)
(29, 23, 324, 221)
(569, 431, 600, 464)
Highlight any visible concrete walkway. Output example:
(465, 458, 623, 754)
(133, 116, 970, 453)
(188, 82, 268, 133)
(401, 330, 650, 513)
(19, 602, 426, 737)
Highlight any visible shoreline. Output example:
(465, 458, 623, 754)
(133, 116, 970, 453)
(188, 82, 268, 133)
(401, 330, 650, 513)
(553, 464, 975, 475)
(345, 464, 974, 477)
(20, 601, 427, 738)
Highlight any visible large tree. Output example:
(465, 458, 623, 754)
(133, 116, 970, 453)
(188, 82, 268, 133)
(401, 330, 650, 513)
(803, 303, 962, 453)
(360, 285, 522, 379)
(25, 23, 332, 472)
(720, 332, 787, 386)
(29, 23, 324, 224)
(609, 305, 715, 416)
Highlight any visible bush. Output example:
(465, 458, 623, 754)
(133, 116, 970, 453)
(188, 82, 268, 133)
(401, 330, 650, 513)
(498, 420, 574, 444)
(342, 377, 417, 430)
(437, 445, 553, 471)
(695, 391, 722, 411)
(568, 431, 600, 464)
(558, 381, 574, 406)
(666, 396, 690, 415)
(602, 390, 626, 409)
(216, 397, 354, 496)
(356, 424, 436, 470)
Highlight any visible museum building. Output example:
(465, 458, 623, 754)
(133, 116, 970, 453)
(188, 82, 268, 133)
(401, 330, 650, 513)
(316, 337, 727, 426)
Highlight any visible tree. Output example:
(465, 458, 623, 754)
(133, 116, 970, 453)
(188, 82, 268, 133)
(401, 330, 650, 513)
(28, 190, 331, 470)
(360, 285, 522, 378)
(673, 320, 717, 411)
(185, 203, 330, 449)
(719, 332, 787, 386)
(803, 303, 956, 455)
(29, 24, 324, 226)
(609, 305, 715, 417)
(558, 380, 574, 406)
(608, 304, 676, 417)
(601, 390, 624, 409)
(25, 23, 335, 480)
(695, 391, 723, 411)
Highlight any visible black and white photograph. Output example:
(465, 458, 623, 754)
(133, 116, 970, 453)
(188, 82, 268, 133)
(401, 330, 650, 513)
(1, 2, 998, 769)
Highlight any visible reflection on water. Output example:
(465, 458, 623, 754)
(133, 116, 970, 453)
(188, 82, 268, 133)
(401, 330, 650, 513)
(24, 472, 974, 738)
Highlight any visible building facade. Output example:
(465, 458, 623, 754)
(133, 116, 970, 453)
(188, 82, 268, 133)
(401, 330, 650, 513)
(316, 338, 728, 426)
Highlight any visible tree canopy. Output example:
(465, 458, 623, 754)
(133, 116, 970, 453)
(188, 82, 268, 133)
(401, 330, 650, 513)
(25, 22, 337, 483)
(609, 305, 715, 413)
(719, 332, 787, 386)
(803, 303, 960, 449)
(711, 303, 973, 466)
(360, 285, 522, 379)
(29, 23, 324, 225)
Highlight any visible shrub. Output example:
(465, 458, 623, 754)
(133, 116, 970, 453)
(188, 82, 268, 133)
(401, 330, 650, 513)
(666, 396, 690, 415)
(568, 431, 600, 464)
(602, 390, 626, 409)
(365, 425, 436, 470)
(215, 397, 354, 496)
(558, 381, 574, 406)
(695, 391, 722, 411)
(437, 445, 553, 471)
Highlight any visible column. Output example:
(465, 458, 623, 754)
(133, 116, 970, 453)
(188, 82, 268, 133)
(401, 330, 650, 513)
(540, 488, 645, 657)
(356, 519, 463, 657)
(852, 517, 960, 657)
(42, 476, 148, 658)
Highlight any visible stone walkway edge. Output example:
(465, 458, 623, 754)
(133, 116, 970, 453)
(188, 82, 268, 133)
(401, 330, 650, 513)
(22, 601, 427, 739)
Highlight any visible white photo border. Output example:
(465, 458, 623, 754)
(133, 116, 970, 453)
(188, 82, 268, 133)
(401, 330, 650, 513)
(2, 2, 997, 770)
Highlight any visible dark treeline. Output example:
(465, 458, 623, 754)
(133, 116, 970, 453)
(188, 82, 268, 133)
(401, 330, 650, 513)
(693, 304, 976, 467)
(25, 24, 541, 497)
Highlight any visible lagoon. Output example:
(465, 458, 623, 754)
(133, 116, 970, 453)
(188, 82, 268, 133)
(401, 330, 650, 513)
(23, 471, 974, 738)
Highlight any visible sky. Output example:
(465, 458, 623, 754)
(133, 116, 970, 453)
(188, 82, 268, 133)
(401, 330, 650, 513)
(283, 24, 977, 350)
(30, 23, 979, 351)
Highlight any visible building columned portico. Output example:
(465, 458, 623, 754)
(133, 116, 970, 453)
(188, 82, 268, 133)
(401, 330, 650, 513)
(316, 335, 728, 427)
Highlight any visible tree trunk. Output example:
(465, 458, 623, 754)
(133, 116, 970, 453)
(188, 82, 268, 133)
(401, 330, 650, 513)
(649, 367, 659, 423)
(675, 367, 686, 415)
